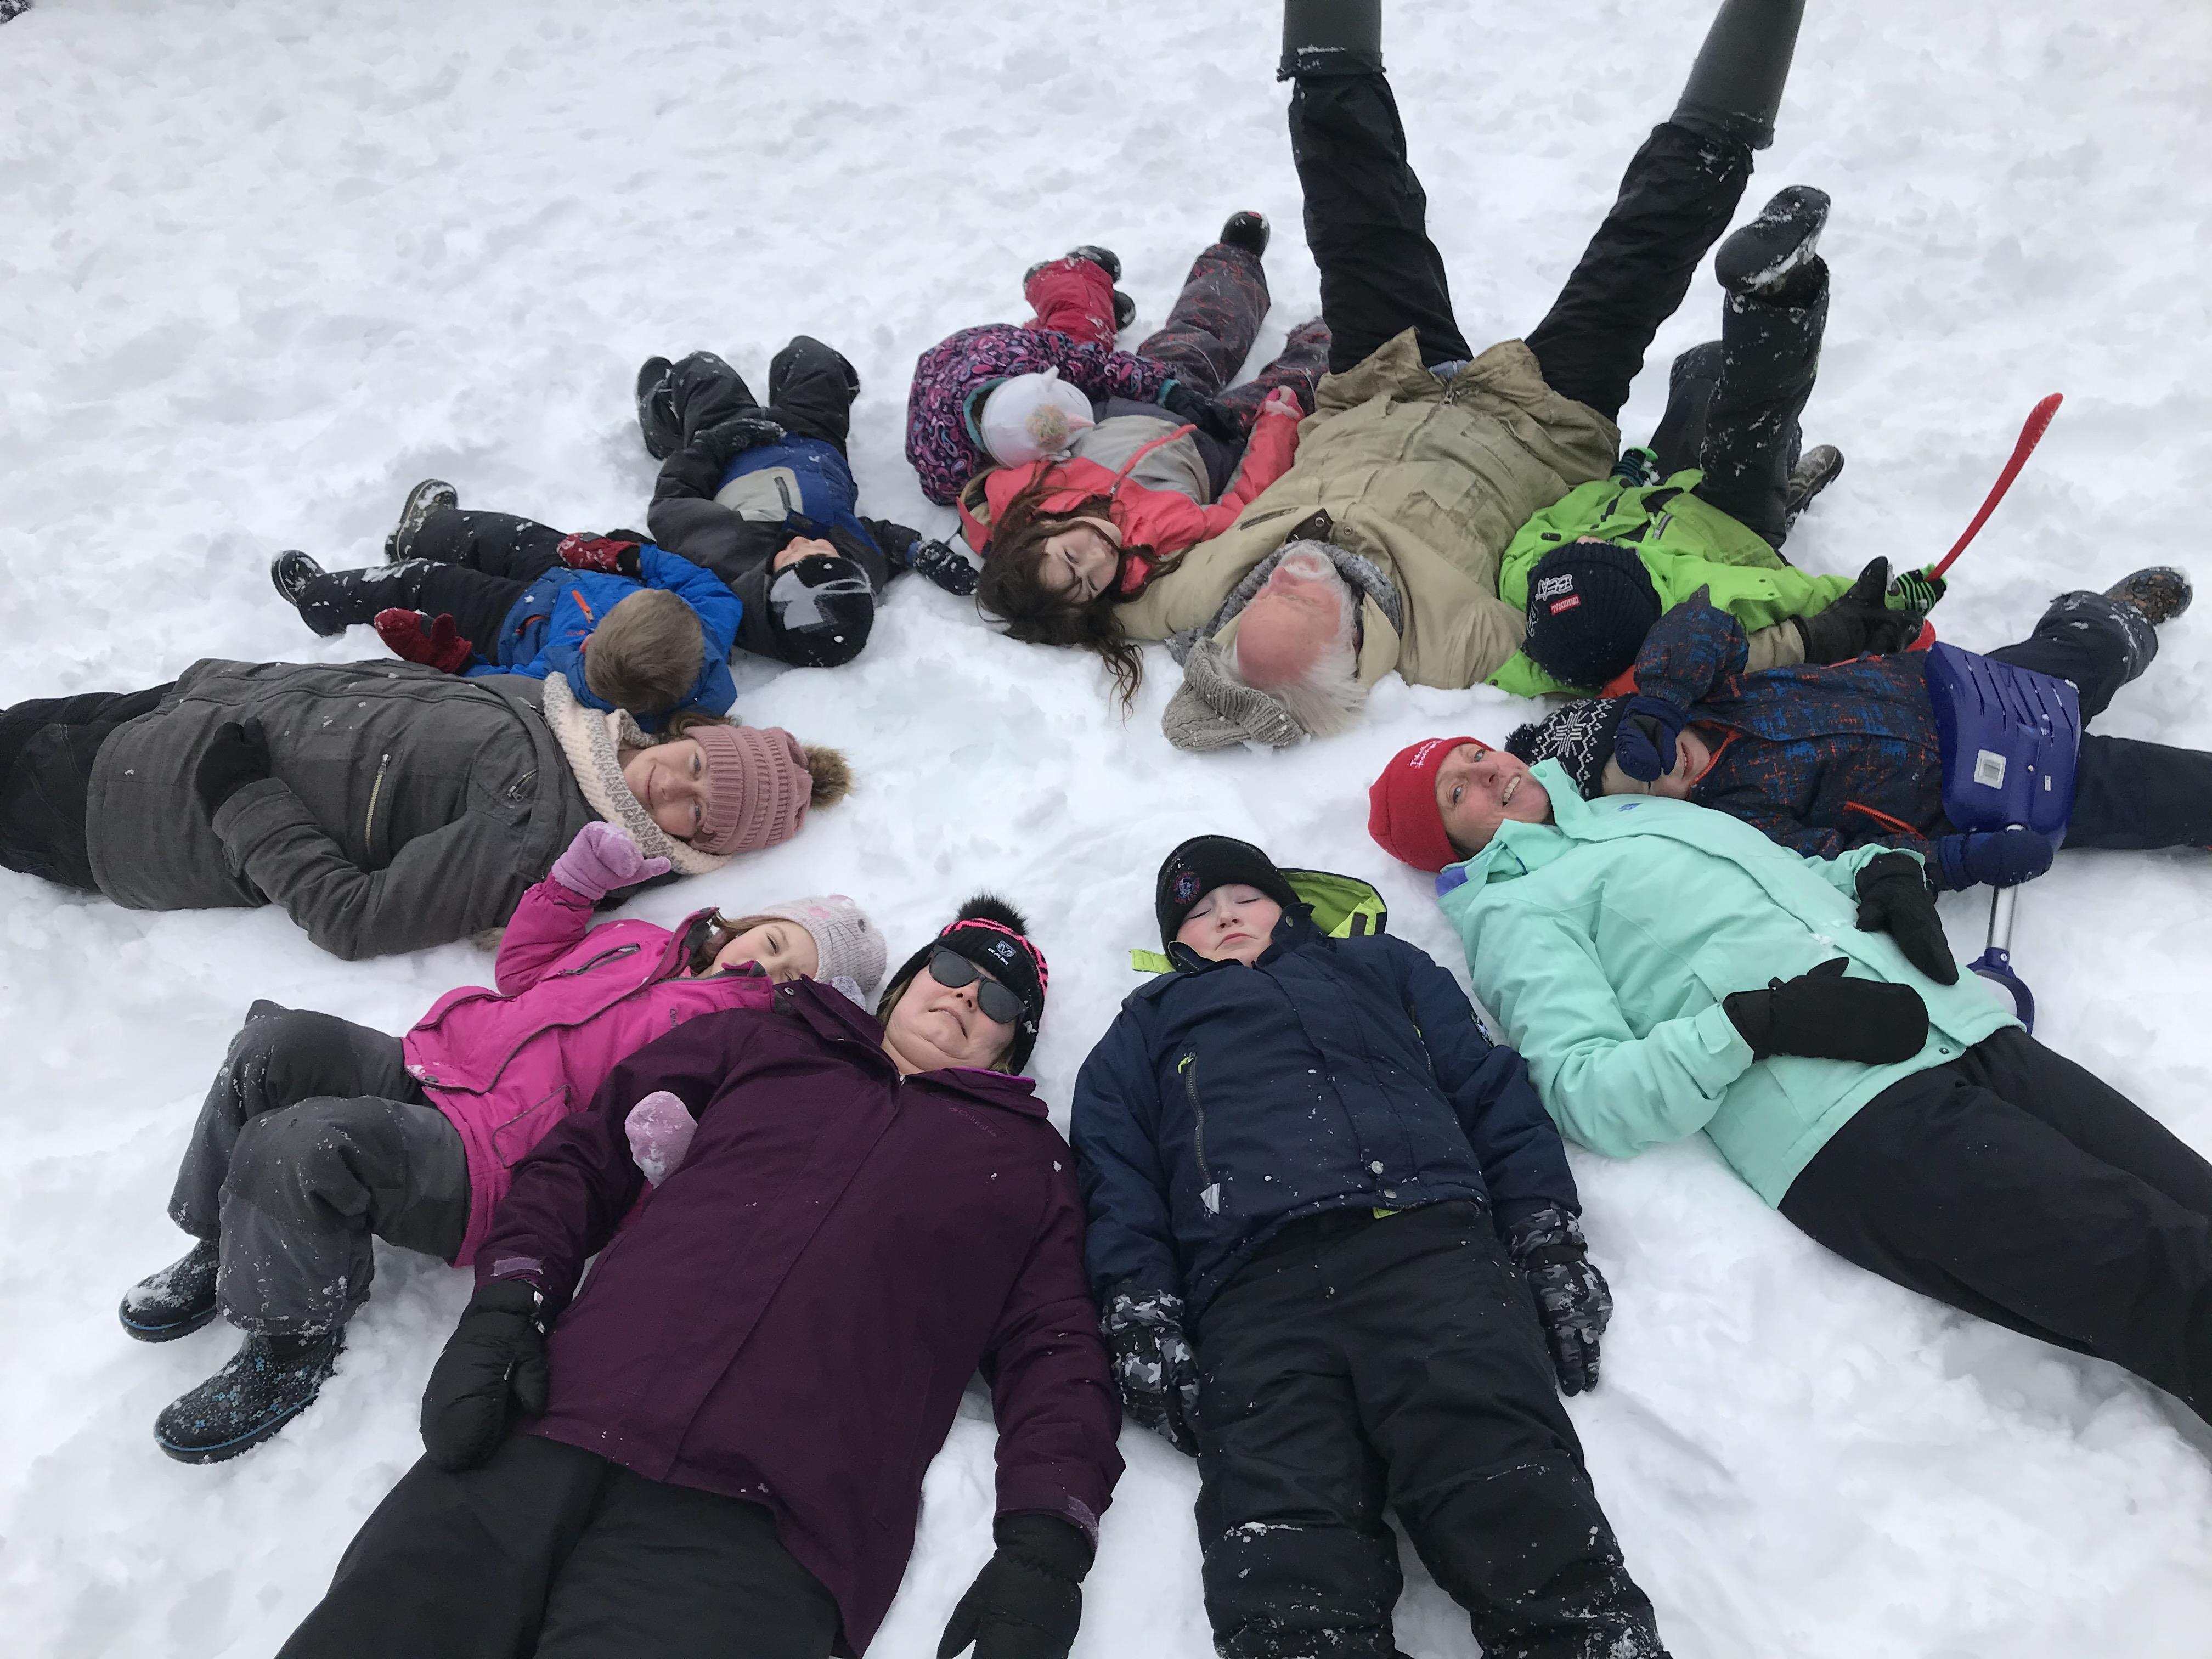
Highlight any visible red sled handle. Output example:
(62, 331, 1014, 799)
(1928, 393, 2063, 579)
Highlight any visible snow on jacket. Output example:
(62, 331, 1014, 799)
(465, 545, 740, 721)
(1435, 761, 2017, 1205)
(477, 980, 1121, 1655)
(85, 659, 597, 960)
(906, 321, 1176, 505)
(1488, 471, 1853, 695)
(1071, 907, 1577, 1319)
(402, 874, 774, 1267)
(648, 427, 922, 663)
(955, 402, 1302, 563)
(1621, 595, 1950, 866)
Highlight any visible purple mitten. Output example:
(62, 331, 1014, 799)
(625, 1091, 697, 1187)
(548, 821, 672, 901)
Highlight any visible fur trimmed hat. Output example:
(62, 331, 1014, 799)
(1504, 698, 1632, 799)
(877, 895, 1051, 1074)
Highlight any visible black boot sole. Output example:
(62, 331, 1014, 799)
(1716, 185, 1831, 297)
(118, 1301, 220, 1344)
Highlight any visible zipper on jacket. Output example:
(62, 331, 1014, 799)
(1179, 1053, 1220, 1214)
(364, 753, 392, 860)
(554, 943, 641, 977)
(776, 475, 796, 515)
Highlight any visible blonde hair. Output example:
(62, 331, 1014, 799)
(585, 589, 706, 715)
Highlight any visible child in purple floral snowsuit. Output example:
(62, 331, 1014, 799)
(904, 218, 1329, 506)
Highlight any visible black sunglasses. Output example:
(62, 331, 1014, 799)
(927, 946, 1026, 1026)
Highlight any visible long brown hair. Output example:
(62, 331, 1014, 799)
(972, 478, 1181, 709)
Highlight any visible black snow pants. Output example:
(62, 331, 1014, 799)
(169, 1000, 470, 1334)
(640, 336, 864, 458)
(1193, 1203, 1667, 1659)
(1288, 72, 1752, 429)
(291, 505, 577, 651)
(1781, 1026, 2212, 1423)
(278, 1434, 840, 1659)
(0, 682, 172, 891)
(1973, 588, 2212, 851)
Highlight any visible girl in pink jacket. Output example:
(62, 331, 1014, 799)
(117, 821, 885, 1466)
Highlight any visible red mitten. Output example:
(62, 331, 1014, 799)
(555, 534, 642, 578)
(373, 608, 474, 674)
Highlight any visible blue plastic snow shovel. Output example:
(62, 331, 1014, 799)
(1923, 642, 2081, 1031)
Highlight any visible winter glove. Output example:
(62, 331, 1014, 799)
(1609, 444, 1660, 487)
(1099, 1286, 1201, 1455)
(420, 1279, 550, 1471)
(547, 820, 673, 902)
(1257, 385, 1306, 421)
(1792, 558, 1922, 663)
(1503, 1205, 1612, 1396)
(1159, 381, 1244, 444)
(1611, 693, 1691, 783)
(906, 537, 980, 597)
(193, 719, 270, 814)
(1936, 827, 2056, 891)
(1886, 566, 1946, 615)
(1853, 851, 1960, 984)
(1723, 957, 1930, 1063)
(693, 413, 787, 467)
(555, 533, 644, 580)
(373, 607, 475, 674)
(938, 1514, 1092, 1659)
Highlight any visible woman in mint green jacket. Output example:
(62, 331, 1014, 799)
(1420, 757, 2212, 1426)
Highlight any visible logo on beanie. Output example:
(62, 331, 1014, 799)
(1533, 573, 1575, 603)
(986, 938, 1019, 967)
(1172, 868, 1201, 904)
(1548, 595, 1582, 615)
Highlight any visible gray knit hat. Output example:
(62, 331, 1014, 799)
(1161, 637, 1307, 752)
(752, 894, 887, 995)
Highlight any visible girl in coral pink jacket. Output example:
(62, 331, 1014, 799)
(117, 821, 885, 1466)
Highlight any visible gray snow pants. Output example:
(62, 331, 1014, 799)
(170, 1001, 471, 1334)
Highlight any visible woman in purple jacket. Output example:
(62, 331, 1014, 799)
(120, 821, 887, 1466)
(276, 897, 1123, 1659)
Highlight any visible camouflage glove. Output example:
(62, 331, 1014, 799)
(1503, 1205, 1612, 1396)
(1100, 1286, 1201, 1455)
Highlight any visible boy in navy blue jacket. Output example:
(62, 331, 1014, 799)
(1072, 834, 1667, 1659)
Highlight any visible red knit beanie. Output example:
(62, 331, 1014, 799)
(1367, 735, 1485, 872)
(690, 725, 811, 856)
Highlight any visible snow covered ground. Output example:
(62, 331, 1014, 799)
(5, 0, 2212, 1652)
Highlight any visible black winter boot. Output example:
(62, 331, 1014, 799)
(1220, 211, 1272, 259)
(119, 1239, 221, 1342)
(1672, 0, 1807, 150)
(383, 478, 459, 563)
(1714, 185, 1830, 298)
(1785, 443, 1846, 523)
(635, 356, 680, 459)
(154, 1328, 344, 1464)
(270, 551, 346, 636)
(1279, 0, 1383, 80)
(2104, 566, 2193, 627)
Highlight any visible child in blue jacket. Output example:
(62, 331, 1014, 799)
(271, 501, 739, 727)
(1071, 833, 1668, 1659)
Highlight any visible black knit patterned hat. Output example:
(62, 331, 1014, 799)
(1504, 698, 1633, 799)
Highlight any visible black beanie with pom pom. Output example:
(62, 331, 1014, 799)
(876, 894, 1051, 1074)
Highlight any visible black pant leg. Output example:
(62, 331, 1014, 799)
(1349, 1206, 1667, 1659)
(1135, 244, 1272, 398)
(296, 560, 533, 650)
(1648, 341, 1722, 476)
(764, 335, 859, 452)
(1690, 263, 1827, 546)
(1984, 589, 2154, 720)
(1780, 1043, 2212, 1419)
(218, 1093, 471, 1333)
(276, 1436, 611, 1659)
(1525, 122, 1754, 423)
(1194, 1227, 1402, 1659)
(0, 684, 170, 890)
(668, 349, 762, 447)
(2067, 733, 2212, 851)
(405, 507, 568, 584)
(1288, 74, 1471, 374)
(534, 1472, 840, 1659)
(168, 1002, 420, 1239)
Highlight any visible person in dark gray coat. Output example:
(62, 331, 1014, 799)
(0, 659, 849, 959)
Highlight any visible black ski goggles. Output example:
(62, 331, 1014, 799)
(927, 946, 1025, 1026)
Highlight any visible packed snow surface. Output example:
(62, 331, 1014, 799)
(5, 2, 2212, 1655)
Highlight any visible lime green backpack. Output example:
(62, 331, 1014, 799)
(1130, 868, 1389, 974)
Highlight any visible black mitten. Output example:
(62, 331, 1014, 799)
(1723, 958, 1929, 1063)
(1793, 558, 1920, 663)
(936, 1514, 1092, 1659)
(1853, 851, 1959, 984)
(907, 538, 980, 597)
(420, 1279, 550, 1471)
(1160, 382, 1244, 444)
(194, 720, 270, 814)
